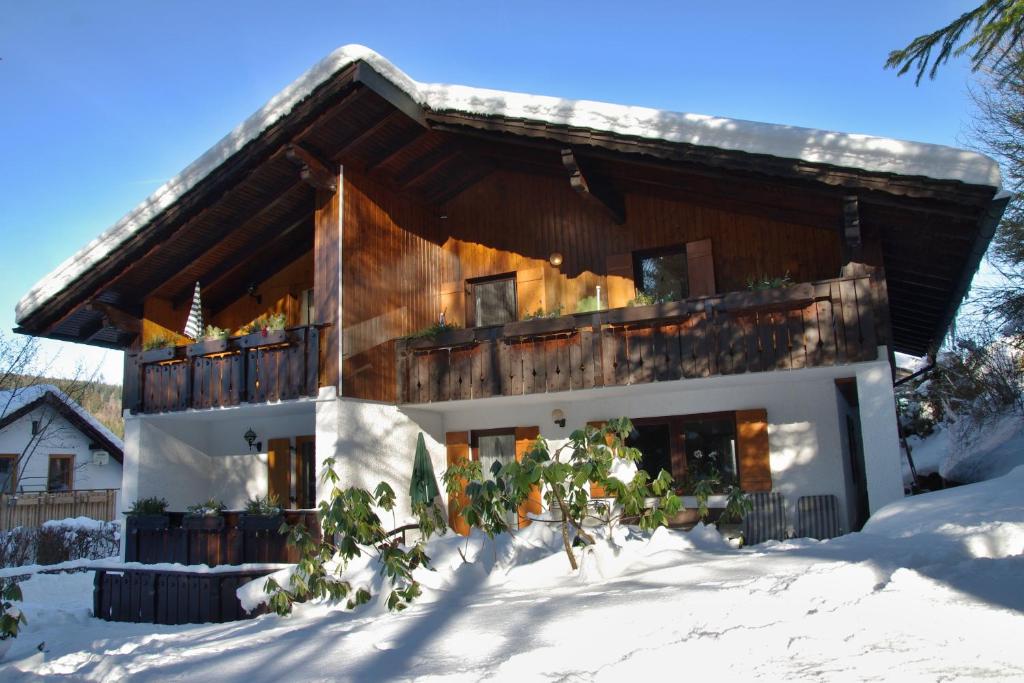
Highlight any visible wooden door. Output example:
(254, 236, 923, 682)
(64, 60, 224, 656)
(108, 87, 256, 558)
(267, 438, 291, 507)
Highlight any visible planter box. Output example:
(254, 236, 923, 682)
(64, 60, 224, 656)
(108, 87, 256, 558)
(238, 329, 288, 349)
(601, 300, 696, 326)
(183, 515, 226, 531)
(718, 283, 815, 313)
(125, 514, 170, 531)
(140, 347, 176, 364)
(186, 338, 229, 357)
(238, 513, 285, 532)
(502, 315, 577, 339)
(407, 327, 477, 350)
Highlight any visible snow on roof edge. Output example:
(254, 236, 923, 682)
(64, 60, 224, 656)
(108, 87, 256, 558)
(15, 44, 1003, 324)
(0, 384, 124, 453)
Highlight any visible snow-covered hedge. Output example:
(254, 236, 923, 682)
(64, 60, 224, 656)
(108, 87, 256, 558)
(0, 518, 119, 569)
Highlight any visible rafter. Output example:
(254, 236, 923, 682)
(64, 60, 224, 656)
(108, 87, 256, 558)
(560, 148, 625, 224)
(285, 143, 337, 192)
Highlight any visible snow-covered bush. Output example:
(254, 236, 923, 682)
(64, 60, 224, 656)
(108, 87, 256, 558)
(444, 418, 682, 570)
(0, 519, 119, 568)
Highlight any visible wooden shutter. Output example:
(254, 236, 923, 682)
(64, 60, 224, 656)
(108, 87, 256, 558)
(516, 268, 545, 319)
(605, 254, 635, 309)
(686, 238, 716, 297)
(439, 281, 465, 328)
(446, 431, 472, 536)
(294, 435, 315, 509)
(268, 438, 292, 505)
(514, 426, 541, 528)
(736, 409, 772, 492)
(587, 421, 611, 497)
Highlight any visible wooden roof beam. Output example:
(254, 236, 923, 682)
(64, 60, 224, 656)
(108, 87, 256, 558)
(285, 143, 338, 192)
(561, 148, 625, 224)
(85, 301, 141, 335)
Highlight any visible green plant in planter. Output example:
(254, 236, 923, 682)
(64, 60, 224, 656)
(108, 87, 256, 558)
(245, 494, 282, 516)
(126, 496, 169, 516)
(746, 272, 793, 291)
(523, 304, 564, 321)
(186, 498, 226, 517)
(408, 321, 460, 339)
(1, 580, 26, 642)
(142, 335, 175, 351)
(266, 312, 287, 331)
(690, 477, 718, 522)
(575, 295, 603, 313)
(201, 325, 228, 341)
(721, 485, 753, 523)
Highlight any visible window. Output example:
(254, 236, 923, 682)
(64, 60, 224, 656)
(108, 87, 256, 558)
(0, 455, 16, 494)
(47, 454, 74, 492)
(633, 245, 688, 302)
(472, 428, 518, 528)
(469, 274, 517, 327)
(31, 420, 40, 436)
(626, 413, 738, 491)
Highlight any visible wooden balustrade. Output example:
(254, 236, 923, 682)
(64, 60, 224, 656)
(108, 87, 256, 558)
(396, 273, 886, 404)
(123, 326, 320, 414)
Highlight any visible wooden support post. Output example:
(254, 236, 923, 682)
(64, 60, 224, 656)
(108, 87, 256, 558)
(314, 166, 342, 392)
(560, 148, 625, 224)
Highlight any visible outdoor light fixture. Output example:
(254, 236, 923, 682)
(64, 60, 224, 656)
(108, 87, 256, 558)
(244, 427, 261, 452)
(551, 408, 566, 428)
(549, 252, 564, 267)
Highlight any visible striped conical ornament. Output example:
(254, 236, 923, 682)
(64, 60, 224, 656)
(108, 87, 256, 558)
(184, 281, 203, 340)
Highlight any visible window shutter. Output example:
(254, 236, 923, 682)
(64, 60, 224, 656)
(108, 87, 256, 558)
(605, 254, 635, 308)
(587, 421, 611, 497)
(267, 438, 291, 505)
(446, 431, 472, 536)
(736, 409, 772, 492)
(514, 426, 541, 528)
(686, 238, 716, 297)
(439, 281, 465, 328)
(516, 268, 545, 319)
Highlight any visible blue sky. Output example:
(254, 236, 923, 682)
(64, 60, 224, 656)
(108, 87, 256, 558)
(0, 1, 986, 383)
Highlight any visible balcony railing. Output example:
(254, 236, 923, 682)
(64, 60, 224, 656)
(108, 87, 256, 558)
(123, 325, 320, 414)
(396, 272, 887, 404)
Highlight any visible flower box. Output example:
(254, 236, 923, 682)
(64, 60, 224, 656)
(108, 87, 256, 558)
(407, 327, 477, 350)
(140, 347, 176, 364)
(125, 514, 170, 531)
(183, 515, 226, 531)
(186, 338, 229, 357)
(502, 315, 577, 339)
(237, 329, 288, 349)
(238, 513, 285, 532)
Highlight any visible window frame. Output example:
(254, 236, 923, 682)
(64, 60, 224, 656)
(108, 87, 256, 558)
(47, 454, 74, 492)
(632, 244, 689, 302)
(466, 273, 518, 328)
(0, 454, 16, 494)
(629, 411, 739, 488)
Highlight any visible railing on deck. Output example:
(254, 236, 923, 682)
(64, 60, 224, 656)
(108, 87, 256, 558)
(123, 510, 320, 567)
(123, 325, 320, 414)
(396, 272, 887, 404)
(0, 489, 118, 531)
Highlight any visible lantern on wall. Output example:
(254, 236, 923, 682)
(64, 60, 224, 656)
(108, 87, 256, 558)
(244, 427, 260, 452)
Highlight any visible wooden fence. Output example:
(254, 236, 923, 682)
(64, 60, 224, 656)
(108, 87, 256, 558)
(396, 273, 887, 404)
(93, 567, 271, 624)
(123, 511, 320, 567)
(0, 489, 118, 531)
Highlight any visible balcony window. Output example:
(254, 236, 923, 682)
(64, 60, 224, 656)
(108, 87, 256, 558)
(470, 275, 517, 327)
(633, 245, 688, 303)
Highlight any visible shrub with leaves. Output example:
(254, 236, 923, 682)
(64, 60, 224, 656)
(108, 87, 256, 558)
(245, 493, 282, 516)
(444, 418, 682, 570)
(201, 325, 228, 341)
(186, 498, 226, 517)
(575, 295, 603, 313)
(142, 335, 175, 351)
(264, 457, 446, 616)
(126, 496, 168, 516)
(1, 579, 26, 641)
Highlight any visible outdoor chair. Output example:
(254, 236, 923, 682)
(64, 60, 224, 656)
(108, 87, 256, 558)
(742, 492, 789, 546)
(796, 494, 842, 540)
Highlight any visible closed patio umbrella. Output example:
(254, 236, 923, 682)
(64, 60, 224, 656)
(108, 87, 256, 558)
(409, 432, 440, 507)
(183, 281, 203, 340)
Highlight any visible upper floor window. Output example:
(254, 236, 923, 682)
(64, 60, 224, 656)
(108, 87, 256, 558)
(47, 454, 73, 492)
(469, 274, 517, 327)
(633, 245, 688, 303)
(0, 455, 16, 494)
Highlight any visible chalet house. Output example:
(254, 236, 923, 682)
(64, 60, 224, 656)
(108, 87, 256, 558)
(0, 385, 123, 495)
(14, 45, 1004, 539)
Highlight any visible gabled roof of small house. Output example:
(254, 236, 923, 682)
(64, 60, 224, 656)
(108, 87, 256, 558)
(12, 44, 1006, 357)
(0, 384, 123, 462)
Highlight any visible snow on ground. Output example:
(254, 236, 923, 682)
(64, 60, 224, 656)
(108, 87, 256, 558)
(904, 412, 1024, 484)
(2, 468, 1024, 681)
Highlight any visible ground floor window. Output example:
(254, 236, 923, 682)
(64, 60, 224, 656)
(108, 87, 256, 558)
(471, 428, 518, 527)
(47, 454, 74, 492)
(0, 455, 16, 493)
(626, 413, 739, 491)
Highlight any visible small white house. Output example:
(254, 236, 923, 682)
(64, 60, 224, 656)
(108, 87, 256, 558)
(0, 384, 123, 495)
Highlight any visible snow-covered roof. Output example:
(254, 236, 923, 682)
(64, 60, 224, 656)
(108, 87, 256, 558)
(15, 44, 1003, 324)
(0, 384, 123, 455)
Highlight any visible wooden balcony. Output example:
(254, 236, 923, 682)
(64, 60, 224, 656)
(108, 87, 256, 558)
(396, 272, 888, 405)
(123, 325, 320, 414)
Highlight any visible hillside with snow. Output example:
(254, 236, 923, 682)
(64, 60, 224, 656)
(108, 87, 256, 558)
(1, 466, 1022, 681)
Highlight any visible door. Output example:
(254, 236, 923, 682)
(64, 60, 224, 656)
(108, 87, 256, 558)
(294, 435, 316, 509)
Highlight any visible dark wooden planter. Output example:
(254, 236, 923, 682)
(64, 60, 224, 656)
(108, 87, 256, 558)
(238, 329, 288, 349)
(140, 347, 176, 364)
(718, 283, 815, 313)
(407, 327, 477, 350)
(238, 514, 285, 532)
(186, 338, 229, 357)
(125, 514, 170, 530)
(183, 515, 226, 531)
(503, 315, 577, 338)
(601, 300, 695, 326)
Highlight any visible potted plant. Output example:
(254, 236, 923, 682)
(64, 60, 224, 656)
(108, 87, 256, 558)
(186, 324, 230, 357)
(124, 496, 170, 530)
(239, 493, 284, 531)
(237, 313, 289, 349)
(183, 498, 227, 530)
(0, 579, 26, 661)
(717, 486, 753, 544)
(140, 335, 177, 364)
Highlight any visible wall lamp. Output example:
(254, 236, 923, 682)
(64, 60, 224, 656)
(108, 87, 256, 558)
(244, 427, 262, 453)
(551, 409, 566, 428)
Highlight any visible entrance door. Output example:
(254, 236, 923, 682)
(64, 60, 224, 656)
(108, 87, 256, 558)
(294, 435, 316, 509)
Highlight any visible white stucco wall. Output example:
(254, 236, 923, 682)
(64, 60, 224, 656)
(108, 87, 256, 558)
(0, 406, 122, 494)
